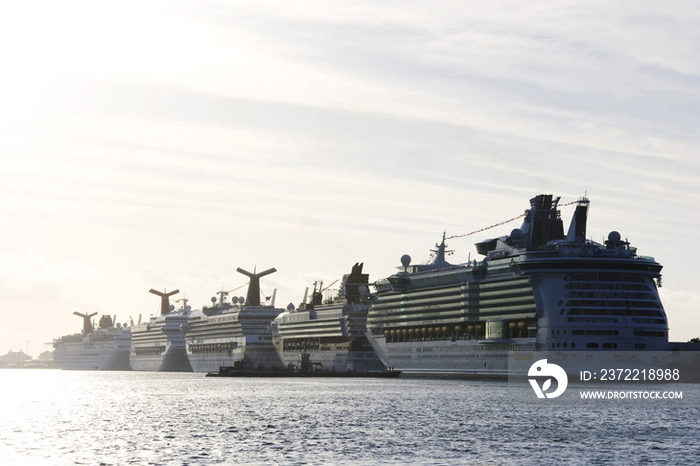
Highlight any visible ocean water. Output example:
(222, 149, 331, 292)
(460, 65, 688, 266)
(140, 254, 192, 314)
(1, 370, 698, 465)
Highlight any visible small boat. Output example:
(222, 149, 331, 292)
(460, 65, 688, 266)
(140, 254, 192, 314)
(206, 368, 401, 378)
(205, 353, 401, 378)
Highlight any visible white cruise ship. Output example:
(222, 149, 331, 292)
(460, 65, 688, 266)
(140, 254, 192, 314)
(129, 289, 193, 371)
(185, 267, 285, 372)
(53, 313, 131, 370)
(271, 263, 386, 372)
(365, 194, 668, 377)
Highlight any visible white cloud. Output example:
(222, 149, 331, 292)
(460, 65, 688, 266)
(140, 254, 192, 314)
(660, 289, 700, 342)
(0, 0, 698, 353)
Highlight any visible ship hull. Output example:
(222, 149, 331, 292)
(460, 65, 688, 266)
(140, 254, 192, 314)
(187, 336, 282, 373)
(53, 342, 131, 371)
(130, 342, 192, 372)
(366, 335, 680, 378)
(273, 337, 386, 372)
(366, 335, 518, 377)
(129, 311, 193, 372)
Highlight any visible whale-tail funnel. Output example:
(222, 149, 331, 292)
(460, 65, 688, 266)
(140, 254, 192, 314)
(236, 267, 276, 306)
(73, 311, 98, 336)
(149, 288, 180, 315)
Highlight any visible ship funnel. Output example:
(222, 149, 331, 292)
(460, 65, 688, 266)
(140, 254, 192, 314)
(73, 311, 98, 336)
(149, 288, 180, 315)
(339, 262, 370, 304)
(565, 197, 590, 244)
(98, 315, 113, 329)
(236, 267, 276, 306)
(524, 194, 565, 247)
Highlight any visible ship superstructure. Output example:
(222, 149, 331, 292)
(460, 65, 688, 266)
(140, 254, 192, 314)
(53, 312, 131, 370)
(271, 263, 385, 372)
(365, 194, 667, 377)
(129, 288, 193, 371)
(185, 267, 285, 372)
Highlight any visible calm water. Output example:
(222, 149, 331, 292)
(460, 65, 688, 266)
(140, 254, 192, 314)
(1, 370, 698, 465)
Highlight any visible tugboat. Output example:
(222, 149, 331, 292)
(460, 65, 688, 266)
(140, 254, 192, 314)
(206, 352, 401, 378)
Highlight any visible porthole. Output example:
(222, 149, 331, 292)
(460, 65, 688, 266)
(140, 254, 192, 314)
(559, 309, 565, 315)
(571, 343, 576, 348)
(563, 343, 567, 348)
(556, 343, 560, 348)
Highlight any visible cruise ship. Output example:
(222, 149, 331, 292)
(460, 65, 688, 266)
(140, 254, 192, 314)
(129, 288, 193, 371)
(271, 263, 386, 372)
(53, 312, 131, 370)
(365, 194, 668, 377)
(185, 267, 285, 372)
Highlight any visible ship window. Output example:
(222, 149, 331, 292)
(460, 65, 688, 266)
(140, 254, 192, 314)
(571, 343, 576, 348)
(635, 344, 647, 349)
(587, 343, 599, 349)
(559, 309, 565, 315)
(633, 330, 665, 337)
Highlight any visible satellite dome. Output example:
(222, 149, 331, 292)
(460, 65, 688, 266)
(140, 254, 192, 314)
(608, 231, 621, 243)
(510, 228, 524, 244)
(401, 254, 411, 270)
(287, 303, 295, 312)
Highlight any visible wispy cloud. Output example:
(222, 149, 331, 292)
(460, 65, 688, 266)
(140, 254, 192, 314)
(1, 1, 699, 350)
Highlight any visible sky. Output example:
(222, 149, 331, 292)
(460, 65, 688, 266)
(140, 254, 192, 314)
(1, 1, 699, 356)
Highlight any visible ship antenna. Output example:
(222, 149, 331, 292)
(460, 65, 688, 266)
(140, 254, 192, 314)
(149, 288, 180, 315)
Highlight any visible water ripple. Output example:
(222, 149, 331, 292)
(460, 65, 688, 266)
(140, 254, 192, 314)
(0, 370, 697, 465)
